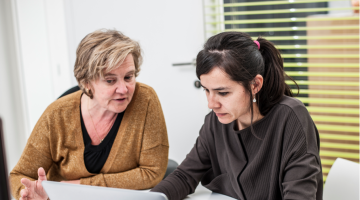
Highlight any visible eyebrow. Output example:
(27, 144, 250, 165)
(126, 70, 135, 75)
(104, 74, 117, 77)
(201, 85, 230, 91)
(104, 70, 135, 77)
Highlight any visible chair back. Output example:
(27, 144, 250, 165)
(323, 158, 359, 200)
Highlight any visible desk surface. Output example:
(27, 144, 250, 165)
(185, 185, 236, 200)
(12, 182, 236, 200)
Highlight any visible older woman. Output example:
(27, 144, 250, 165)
(10, 29, 169, 200)
(151, 32, 323, 200)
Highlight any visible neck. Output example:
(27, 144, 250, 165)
(236, 103, 264, 131)
(82, 95, 117, 122)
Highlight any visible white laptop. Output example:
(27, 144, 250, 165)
(42, 180, 168, 200)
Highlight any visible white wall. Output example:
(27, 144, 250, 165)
(15, 0, 72, 133)
(0, 0, 27, 171)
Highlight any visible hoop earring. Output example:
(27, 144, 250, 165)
(85, 88, 93, 98)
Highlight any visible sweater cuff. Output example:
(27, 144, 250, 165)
(150, 185, 171, 199)
(80, 177, 91, 185)
(80, 174, 107, 187)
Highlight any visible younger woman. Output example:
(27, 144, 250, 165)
(151, 31, 322, 200)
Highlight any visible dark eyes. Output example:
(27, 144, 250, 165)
(125, 75, 133, 80)
(203, 88, 229, 96)
(219, 92, 229, 96)
(105, 75, 133, 84)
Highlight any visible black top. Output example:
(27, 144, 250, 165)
(151, 96, 323, 200)
(80, 108, 124, 174)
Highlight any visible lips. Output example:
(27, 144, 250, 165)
(215, 112, 227, 117)
(114, 98, 126, 102)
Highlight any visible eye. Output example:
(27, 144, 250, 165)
(218, 92, 229, 96)
(106, 79, 115, 84)
(125, 75, 133, 81)
(203, 88, 209, 93)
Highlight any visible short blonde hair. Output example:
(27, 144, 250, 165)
(74, 29, 142, 98)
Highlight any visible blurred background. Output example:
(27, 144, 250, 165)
(0, 0, 358, 184)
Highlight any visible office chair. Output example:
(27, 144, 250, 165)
(323, 158, 359, 200)
(58, 86, 179, 180)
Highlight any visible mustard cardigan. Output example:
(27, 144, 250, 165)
(10, 82, 169, 199)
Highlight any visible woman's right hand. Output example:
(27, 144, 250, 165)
(19, 167, 48, 200)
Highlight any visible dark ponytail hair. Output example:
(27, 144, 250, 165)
(196, 32, 298, 137)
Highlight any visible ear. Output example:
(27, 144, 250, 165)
(251, 74, 264, 94)
(85, 81, 94, 91)
(84, 81, 96, 96)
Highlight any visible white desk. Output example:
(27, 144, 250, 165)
(13, 182, 236, 200)
(185, 185, 236, 200)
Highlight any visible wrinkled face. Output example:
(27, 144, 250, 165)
(200, 67, 251, 124)
(89, 54, 136, 113)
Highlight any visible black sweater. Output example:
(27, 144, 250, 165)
(151, 96, 323, 200)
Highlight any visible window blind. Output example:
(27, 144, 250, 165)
(203, 0, 359, 182)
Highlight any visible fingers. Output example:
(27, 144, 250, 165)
(21, 178, 33, 189)
(19, 168, 47, 200)
(38, 167, 47, 182)
(20, 188, 28, 196)
(20, 188, 28, 200)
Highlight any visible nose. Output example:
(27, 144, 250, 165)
(207, 93, 220, 110)
(115, 80, 128, 94)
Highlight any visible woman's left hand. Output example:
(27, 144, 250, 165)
(61, 180, 80, 184)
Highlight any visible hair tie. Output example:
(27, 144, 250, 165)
(254, 40, 260, 50)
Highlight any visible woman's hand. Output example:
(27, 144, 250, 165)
(20, 167, 48, 200)
(60, 180, 80, 184)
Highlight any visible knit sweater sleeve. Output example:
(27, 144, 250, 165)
(9, 110, 53, 200)
(280, 104, 323, 200)
(150, 115, 213, 200)
(80, 87, 169, 189)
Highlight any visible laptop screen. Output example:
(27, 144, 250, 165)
(0, 118, 11, 200)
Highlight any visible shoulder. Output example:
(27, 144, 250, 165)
(43, 90, 82, 117)
(267, 96, 311, 126)
(126, 82, 163, 115)
(28, 91, 81, 141)
(278, 95, 308, 115)
(277, 96, 313, 128)
(137, 82, 157, 95)
(276, 96, 319, 155)
(135, 82, 159, 101)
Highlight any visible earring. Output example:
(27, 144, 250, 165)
(252, 81, 256, 102)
